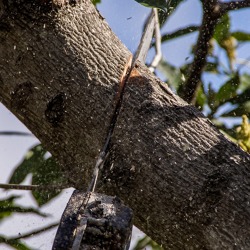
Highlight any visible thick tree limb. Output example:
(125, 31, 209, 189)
(0, 0, 131, 187)
(1, 0, 250, 249)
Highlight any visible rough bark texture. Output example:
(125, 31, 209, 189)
(1, 0, 250, 249)
(0, 0, 131, 187)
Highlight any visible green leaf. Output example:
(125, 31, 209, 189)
(135, 0, 170, 11)
(160, 0, 186, 25)
(219, 129, 238, 144)
(158, 60, 184, 91)
(216, 123, 238, 139)
(204, 62, 219, 73)
(213, 14, 236, 69)
(9, 145, 46, 184)
(32, 157, 64, 206)
(161, 25, 199, 43)
(91, 0, 101, 6)
(0, 236, 31, 250)
(239, 74, 250, 92)
(167, 0, 185, 10)
(0, 195, 47, 220)
(214, 14, 230, 45)
(195, 84, 207, 109)
(223, 74, 250, 106)
(215, 73, 240, 106)
(136, 1, 185, 27)
(232, 31, 250, 41)
(229, 89, 250, 106)
(207, 83, 217, 116)
(9, 144, 66, 206)
(222, 101, 250, 117)
(0, 195, 18, 220)
(133, 235, 163, 250)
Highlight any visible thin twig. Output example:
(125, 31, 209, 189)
(0, 131, 33, 136)
(15, 222, 59, 239)
(221, 0, 250, 12)
(0, 183, 69, 191)
(1, 206, 48, 217)
(160, 25, 200, 43)
(0, 222, 59, 247)
(149, 9, 162, 72)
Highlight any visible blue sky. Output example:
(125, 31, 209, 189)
(98, 0, 201, 67)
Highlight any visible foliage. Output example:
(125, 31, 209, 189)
(0, 235, 30, 250)
(133, 235, 163, 250)
(9, 144, 66, 206)
(0, 195, 48, 250)
(0, 144, 64, 249)
(0, 195, 47, 219)
(135, 0, 170, 12)
(235, 115, 250, 152)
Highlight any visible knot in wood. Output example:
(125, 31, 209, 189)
(45, 92, 66, 126)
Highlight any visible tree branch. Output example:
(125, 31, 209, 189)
(15, 222, 59, 239)
(0, 131, 33, 136)
(161, 25, 200, 43)
(1, 206, 48, 217)
(0, 222, 58, 248)
(179, 0, 250, 104)
(179, 0, 222, 103)
(221, 0, 250, 12)
(0, 183, 69, 191)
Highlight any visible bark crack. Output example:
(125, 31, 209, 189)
(87, 54, 134, 191)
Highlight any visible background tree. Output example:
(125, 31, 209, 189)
(1, 0, 250, 249)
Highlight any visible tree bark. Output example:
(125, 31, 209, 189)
(1, 0, 250, 249)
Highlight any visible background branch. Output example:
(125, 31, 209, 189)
(0, 183, 69, 191)
(179, 0, 250, 104)
(0, 223, 58, 248)
(0, 131, 33, 136)
(15, 222, 59, 240)
(221, 0, 250, 12)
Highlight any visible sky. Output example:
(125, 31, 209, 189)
(1, 0, 250, 249)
